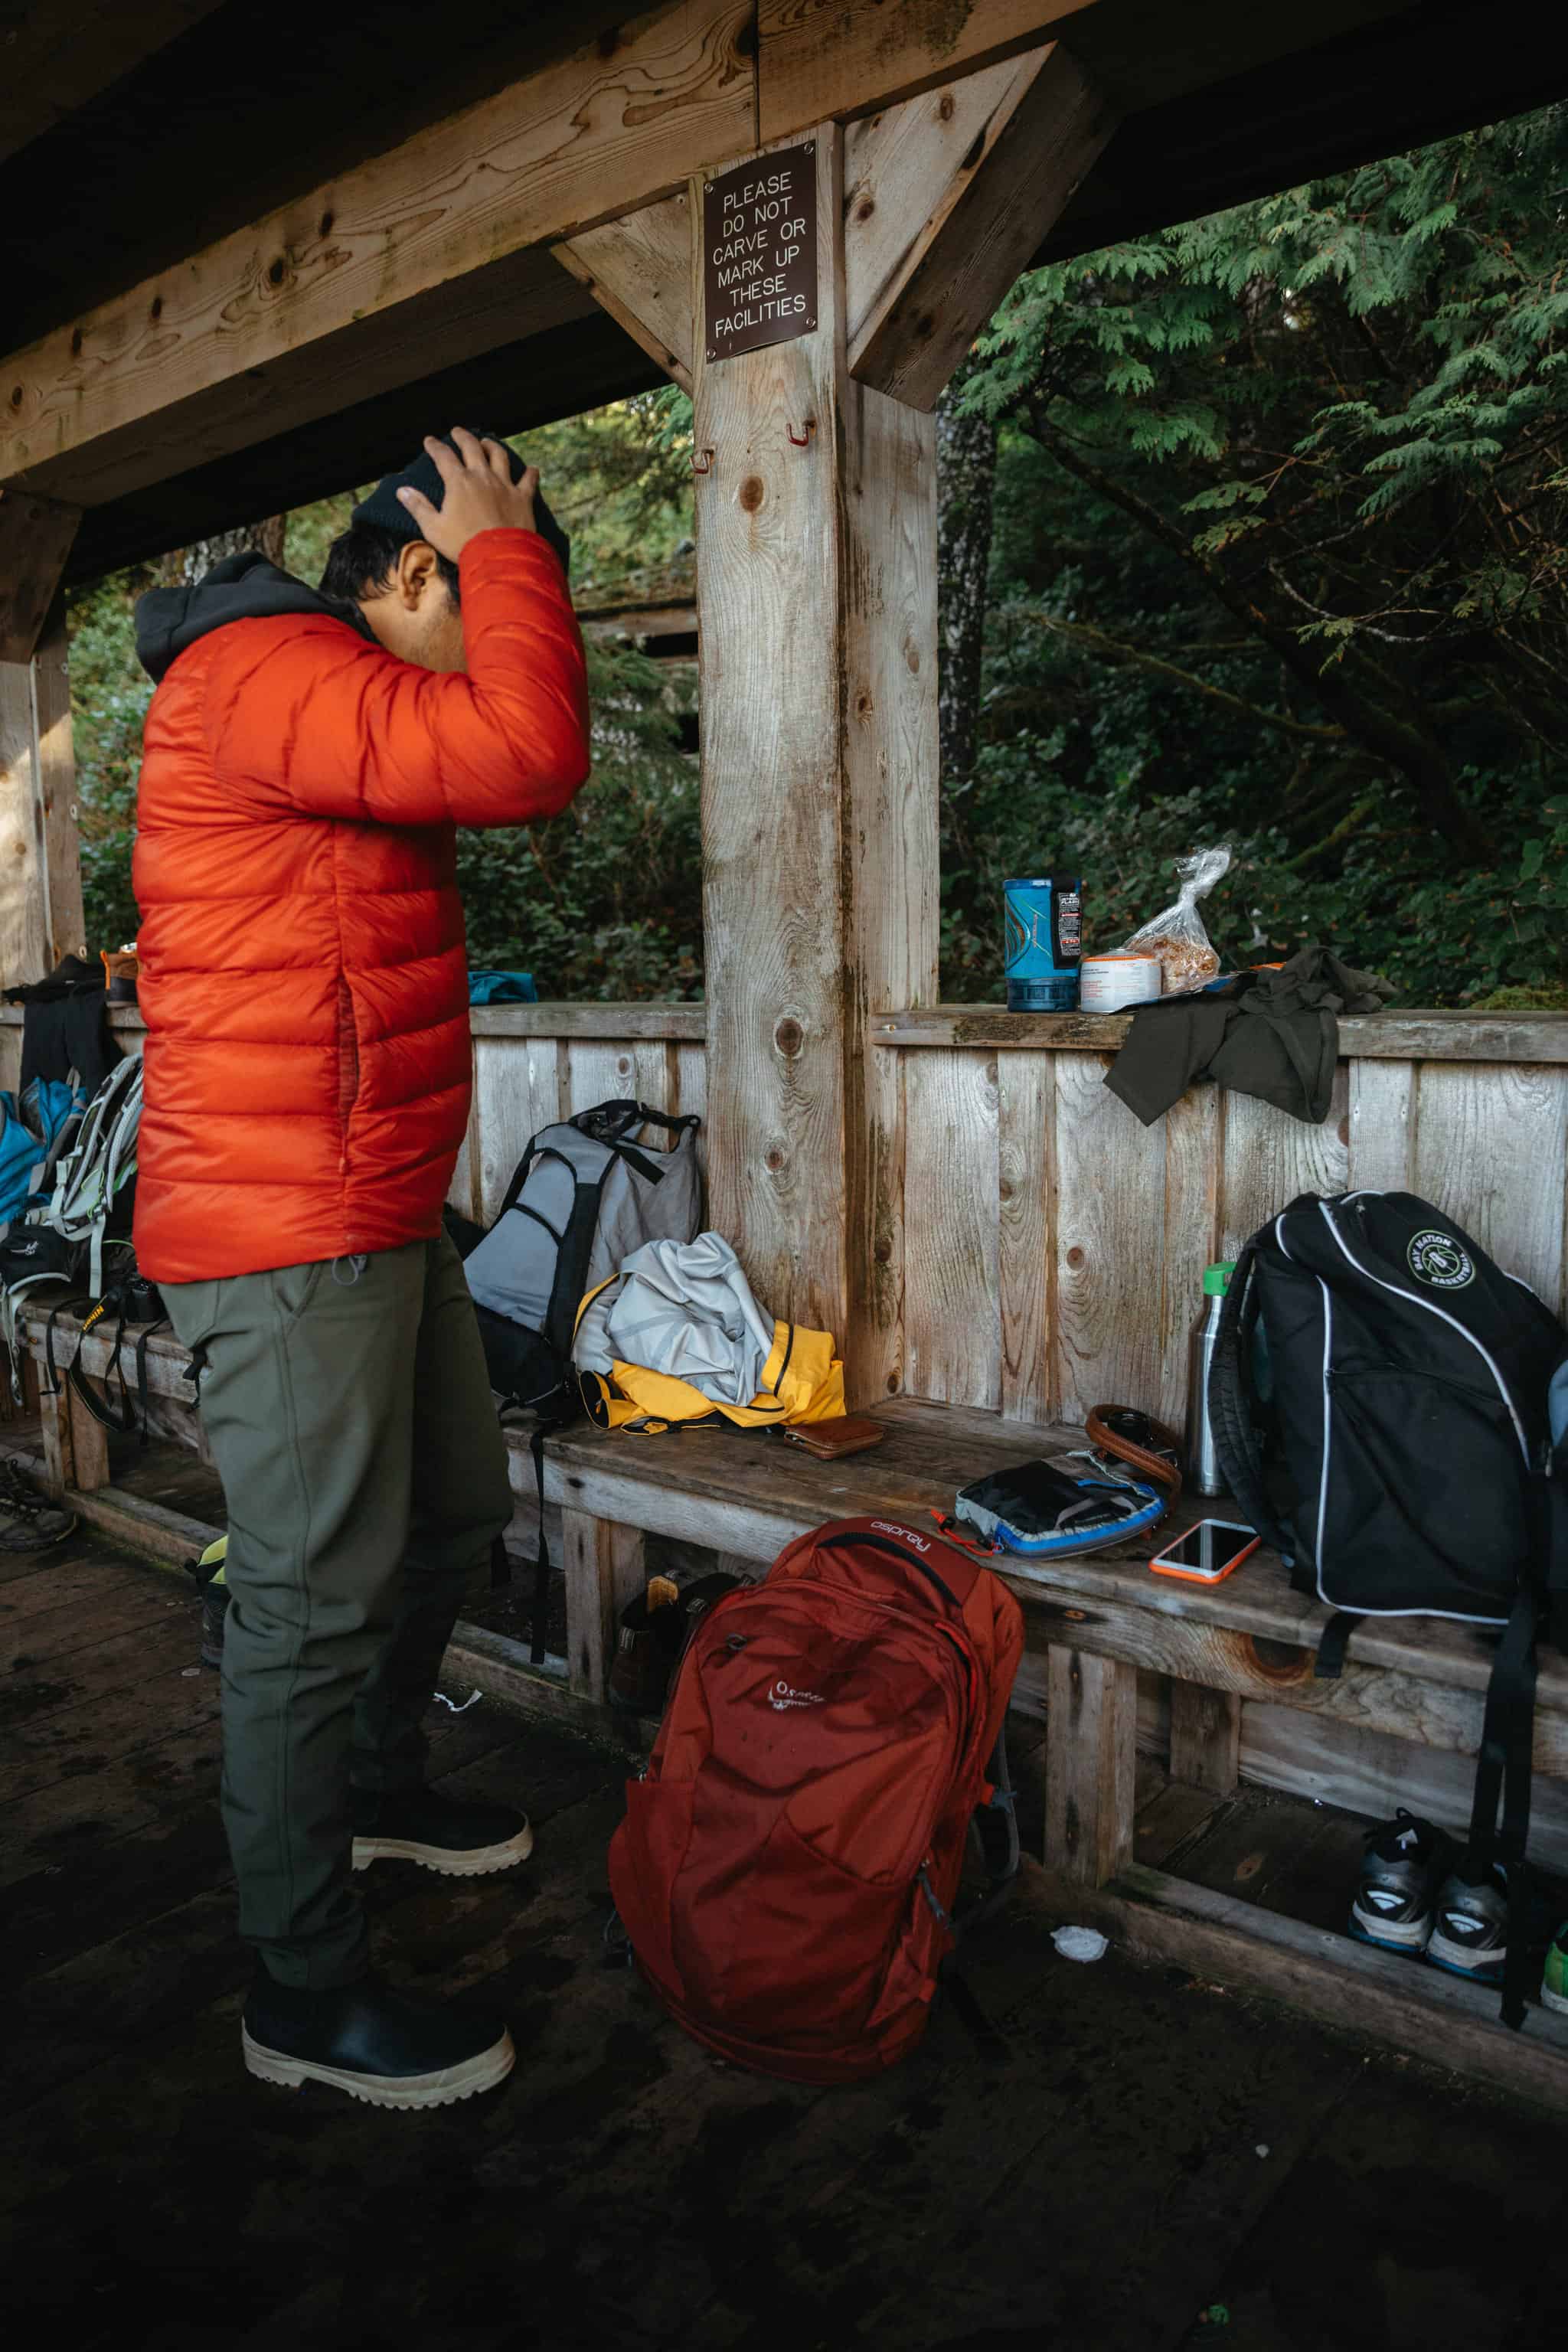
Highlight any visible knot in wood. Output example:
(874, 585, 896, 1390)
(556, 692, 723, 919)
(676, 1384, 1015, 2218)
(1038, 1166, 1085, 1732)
(874, 1238, 893, 1265)
(1067, 1246, 1086, 1269)
(856, 197, 876, 221)
(267, 257, 287, 288)
(886, 1372, 900, 1393)
(773, 1016, 805, 1060)
(1243, 1635, 1313, 1686)
(939, 91, 956, 121)
(765, 1146, 786, 1174)
(739, 474, 766, 514)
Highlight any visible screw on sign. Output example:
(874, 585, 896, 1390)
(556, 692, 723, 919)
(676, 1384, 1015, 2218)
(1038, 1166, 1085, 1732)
(703, 142, 818, 362)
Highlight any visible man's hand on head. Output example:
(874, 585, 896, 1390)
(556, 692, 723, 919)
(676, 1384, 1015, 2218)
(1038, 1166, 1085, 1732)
(396, 430, 541, 564)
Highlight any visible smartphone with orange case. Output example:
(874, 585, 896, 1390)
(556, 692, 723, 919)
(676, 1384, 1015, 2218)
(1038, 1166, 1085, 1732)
(1149, 1519, 1261, 1583)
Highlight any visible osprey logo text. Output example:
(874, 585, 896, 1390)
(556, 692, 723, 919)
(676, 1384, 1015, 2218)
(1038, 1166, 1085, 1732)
(769, 1680, 826, 1712)
(871, 1521, 930, 1552)
(1407, 1229, 1475, 1289)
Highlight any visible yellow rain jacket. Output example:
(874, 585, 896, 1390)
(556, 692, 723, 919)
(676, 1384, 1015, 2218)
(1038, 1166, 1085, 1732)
(573, 1233, 844, 1434)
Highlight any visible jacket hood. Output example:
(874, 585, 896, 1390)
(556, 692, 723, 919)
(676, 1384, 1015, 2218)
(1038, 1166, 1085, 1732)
(134, 550, 374, 684)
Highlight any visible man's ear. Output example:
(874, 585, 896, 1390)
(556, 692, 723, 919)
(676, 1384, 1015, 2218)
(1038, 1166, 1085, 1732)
(396, 540, 441, 609)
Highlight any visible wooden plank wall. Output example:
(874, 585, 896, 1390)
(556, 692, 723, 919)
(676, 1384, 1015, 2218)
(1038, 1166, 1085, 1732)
(896, 1046, 1568, 1426)
(456, 1031, 708, 1224)
(5, 1011, 1558, 1429)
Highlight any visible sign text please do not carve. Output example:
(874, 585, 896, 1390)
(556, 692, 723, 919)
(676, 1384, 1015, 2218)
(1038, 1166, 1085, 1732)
(703, 143, 818, 363)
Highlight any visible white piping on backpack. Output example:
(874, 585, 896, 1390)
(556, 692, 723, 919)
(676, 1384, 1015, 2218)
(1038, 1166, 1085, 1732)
(1305, 1194, 1515, 1628)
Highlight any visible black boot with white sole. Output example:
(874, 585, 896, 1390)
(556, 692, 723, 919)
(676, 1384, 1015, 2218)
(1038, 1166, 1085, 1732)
(351, 1787, 534, 1877)
(243, 1969, 514, 2109)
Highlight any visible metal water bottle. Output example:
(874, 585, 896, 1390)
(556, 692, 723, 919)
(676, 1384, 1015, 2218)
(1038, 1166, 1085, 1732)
(1184, 1261, 1236, 1497)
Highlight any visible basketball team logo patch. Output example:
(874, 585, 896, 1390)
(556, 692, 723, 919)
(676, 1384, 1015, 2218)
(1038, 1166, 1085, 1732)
(1407, 1229, 1475, 1289)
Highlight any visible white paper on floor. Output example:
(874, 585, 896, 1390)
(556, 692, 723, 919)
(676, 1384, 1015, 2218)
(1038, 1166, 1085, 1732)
(1051, 1924, 1109, 1962)
(433, 1688, 482, 1712)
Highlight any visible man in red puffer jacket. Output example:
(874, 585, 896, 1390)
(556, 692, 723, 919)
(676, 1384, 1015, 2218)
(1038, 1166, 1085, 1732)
(132, 430, 589, 2109)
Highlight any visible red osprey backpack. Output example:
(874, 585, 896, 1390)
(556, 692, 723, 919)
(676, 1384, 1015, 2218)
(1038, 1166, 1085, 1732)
(606, 1516, 1025, 2084)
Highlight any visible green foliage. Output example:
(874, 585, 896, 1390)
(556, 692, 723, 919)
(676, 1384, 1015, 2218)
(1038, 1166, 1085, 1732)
(949, 103, 1568, 1003)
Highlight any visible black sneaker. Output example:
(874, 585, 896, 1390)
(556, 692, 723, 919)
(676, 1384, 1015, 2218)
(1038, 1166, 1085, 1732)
(1349, 1808, 1446, 1956)
(0, 1459, 77, 1553)
(242, 1968, 514, 2109)
(1426, 1860, 1509, 1983)
(351, 1786, 534, 1877)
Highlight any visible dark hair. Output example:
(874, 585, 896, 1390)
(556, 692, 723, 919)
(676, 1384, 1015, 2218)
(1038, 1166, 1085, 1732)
(318, 521, 461, 606)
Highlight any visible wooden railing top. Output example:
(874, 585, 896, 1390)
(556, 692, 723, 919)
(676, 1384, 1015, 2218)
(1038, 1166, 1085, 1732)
(0, 1000, 707, 1042)
(874, 1004, 1568, 1065)
(2, 999, 1562, 1063)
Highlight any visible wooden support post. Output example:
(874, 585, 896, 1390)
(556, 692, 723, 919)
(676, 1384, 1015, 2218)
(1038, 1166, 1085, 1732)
(0, 488, 80, 665)
(690, 129, 937, 1399)
(1044, 1642, 1137, 1886)
(0, 605, 87, 988)
(1169, 1678, 1242, 1797)
(38, 1380, 72, 1496)
(561, 1508, 647, 1704)
(556, 70, 1115, 1403)
(64, 1380, 113, 1494)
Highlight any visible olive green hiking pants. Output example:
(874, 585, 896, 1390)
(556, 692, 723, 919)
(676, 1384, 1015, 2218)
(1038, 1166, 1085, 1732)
(162, 1233, 513, 1988)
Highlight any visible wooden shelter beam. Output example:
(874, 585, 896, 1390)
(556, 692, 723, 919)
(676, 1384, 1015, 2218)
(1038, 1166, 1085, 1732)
(844, 41, 1115, 410)
(758, 0, 1420, 145)
(0, 0, 756, 508)
(757, 0, 1099, 142)
(0, 3, 230, 168)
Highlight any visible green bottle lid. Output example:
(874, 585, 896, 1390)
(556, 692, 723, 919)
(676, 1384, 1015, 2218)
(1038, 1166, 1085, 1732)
(1203, 1261, 1236, 1297)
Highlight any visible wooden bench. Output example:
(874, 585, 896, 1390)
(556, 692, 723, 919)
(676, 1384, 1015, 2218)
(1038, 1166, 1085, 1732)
(17, 1304, 1568, 2112)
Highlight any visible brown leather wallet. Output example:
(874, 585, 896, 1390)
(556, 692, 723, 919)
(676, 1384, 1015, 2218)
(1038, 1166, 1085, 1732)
(781, 1415, 887, 1461)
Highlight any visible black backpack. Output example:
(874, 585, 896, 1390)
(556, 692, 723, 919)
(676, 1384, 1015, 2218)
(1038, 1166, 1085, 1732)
(1210, 1189, 1568, 2027)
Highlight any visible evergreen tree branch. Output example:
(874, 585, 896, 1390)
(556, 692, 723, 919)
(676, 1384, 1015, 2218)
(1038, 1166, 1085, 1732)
(1023, 612, 1347, 741)
(1025, 409, 1490, 859)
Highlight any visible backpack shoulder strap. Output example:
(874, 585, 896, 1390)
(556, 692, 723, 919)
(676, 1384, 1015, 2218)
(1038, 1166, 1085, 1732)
(1206, 1236, 1293, 1560)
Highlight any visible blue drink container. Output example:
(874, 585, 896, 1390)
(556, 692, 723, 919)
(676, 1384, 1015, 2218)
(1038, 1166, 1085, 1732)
(1004, 874, 1083, 1012)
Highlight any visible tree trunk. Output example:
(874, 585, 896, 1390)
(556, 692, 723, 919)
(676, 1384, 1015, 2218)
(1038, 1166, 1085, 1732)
(162, 514, 286, 585)
(936, 365, 997, 790)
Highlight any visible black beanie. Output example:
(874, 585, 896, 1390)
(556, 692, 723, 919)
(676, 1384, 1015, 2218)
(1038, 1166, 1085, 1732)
(351, 429, 570, 581)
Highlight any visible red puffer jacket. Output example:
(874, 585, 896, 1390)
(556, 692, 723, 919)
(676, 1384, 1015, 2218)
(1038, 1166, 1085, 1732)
(132, 530, 589, 1281)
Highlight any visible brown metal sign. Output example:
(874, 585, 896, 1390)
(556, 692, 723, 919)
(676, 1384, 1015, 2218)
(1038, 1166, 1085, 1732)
(702, 142, 818, 363)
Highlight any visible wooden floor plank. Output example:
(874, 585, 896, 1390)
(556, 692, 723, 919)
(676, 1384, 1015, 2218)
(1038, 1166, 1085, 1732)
(0, 1547, 161, 1629)
(2, 1664, 548, 1995)
(0, 1658, 220, 1799)
(0, 1611, 201, 1728)
(4, 1732, 616, 2116)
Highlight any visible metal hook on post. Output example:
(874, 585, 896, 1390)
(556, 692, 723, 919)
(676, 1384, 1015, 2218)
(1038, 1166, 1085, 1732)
(691, 446, 715, 475)
(787, 419, 817, 449)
